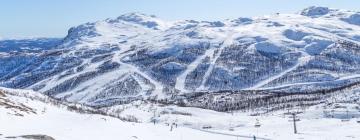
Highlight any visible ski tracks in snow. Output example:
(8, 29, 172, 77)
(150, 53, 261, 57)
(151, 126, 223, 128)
(175, 31, 236, 92)
(246, 51, 312, 90)
(196, 32, 236, 91)
(174, 47, 217, 92)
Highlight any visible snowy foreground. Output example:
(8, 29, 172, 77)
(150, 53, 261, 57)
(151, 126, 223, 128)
(1, 87, 360, 140)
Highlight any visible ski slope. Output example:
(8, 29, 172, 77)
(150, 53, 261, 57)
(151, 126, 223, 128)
(175, 46, 217, 92)
(1, 86, 360, 140)
(247, 51, 312, 90)
(197, 31, 236, 91)
(107, 98, 360, 140)
(0, 87, 251, 140)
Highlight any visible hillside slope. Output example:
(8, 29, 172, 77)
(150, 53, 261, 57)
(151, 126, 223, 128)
(1, 87, 360, 140)
(0, 87, 256, 140)
(1, 7, 360, 106)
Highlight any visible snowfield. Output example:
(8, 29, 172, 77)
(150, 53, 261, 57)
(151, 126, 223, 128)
(0, 87, 242, 140)
(1, 87, 360, 140)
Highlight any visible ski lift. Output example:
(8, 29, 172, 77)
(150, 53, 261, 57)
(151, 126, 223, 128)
(254, 119, 261, 128)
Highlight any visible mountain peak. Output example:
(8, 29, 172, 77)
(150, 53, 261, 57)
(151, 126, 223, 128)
(112, 12, 163, 29)
(300, 6, 330, 17)
(117, 12, 157, 21)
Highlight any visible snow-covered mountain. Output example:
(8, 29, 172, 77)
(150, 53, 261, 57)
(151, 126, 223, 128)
(0, 38, 61, 53)
(1, 6, 360, 107)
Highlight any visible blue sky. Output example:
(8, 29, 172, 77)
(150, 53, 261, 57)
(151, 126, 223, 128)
(1, 0, 359, 38)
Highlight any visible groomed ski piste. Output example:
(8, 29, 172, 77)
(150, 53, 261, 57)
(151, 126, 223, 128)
(1, 87, 360, 140)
